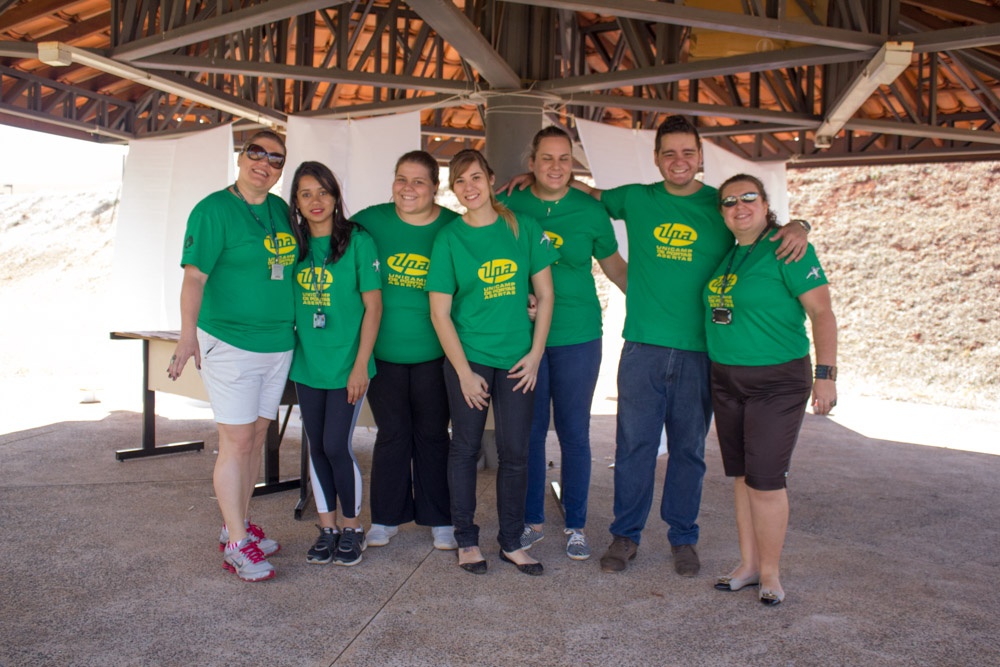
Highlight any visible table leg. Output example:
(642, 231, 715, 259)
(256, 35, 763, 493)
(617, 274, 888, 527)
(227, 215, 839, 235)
(116, 339, 204, 461)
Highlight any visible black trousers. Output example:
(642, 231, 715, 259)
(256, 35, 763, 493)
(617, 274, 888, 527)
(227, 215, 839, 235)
(367, 357, 452, 527)
(443, 358, 534, 553)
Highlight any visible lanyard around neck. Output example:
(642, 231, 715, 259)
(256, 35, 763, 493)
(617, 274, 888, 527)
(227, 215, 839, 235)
(308, 242, 332, 312)
(718, 227, 769, 299)
(232, 183, 278, 253)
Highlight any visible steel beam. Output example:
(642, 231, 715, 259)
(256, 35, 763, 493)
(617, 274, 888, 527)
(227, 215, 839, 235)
(113, 0, 347, 59)
(843, 118, 1000, 145)
(541, 45, 870, 94)
(37, 42, 287, 128)
(902, 23, 1000, 53)
(405, 0, 521, 89)
(560, 92, 817, 126)
(136, 55, 472, 94)
(505, 0, 883, 50)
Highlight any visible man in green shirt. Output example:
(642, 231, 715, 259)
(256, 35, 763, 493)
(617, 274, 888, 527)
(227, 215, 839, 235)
(570, 117, 808, 576)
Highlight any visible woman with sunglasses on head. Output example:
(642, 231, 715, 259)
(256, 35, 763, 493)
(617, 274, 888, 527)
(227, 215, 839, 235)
(168, 131, 295, 582)
(497, 126, 627, 561)
(353, 151, 459, 552)
(427, 149, 559, 576)
(705, 174, 838, 606)
(288, 162, 382, 568)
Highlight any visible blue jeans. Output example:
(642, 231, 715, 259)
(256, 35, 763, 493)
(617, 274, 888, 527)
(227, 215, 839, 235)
(525, 338, 602, 529)
(610, 342, 712, 546)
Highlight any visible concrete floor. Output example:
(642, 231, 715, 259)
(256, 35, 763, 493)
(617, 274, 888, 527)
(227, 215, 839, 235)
(2, 393, 999, 667)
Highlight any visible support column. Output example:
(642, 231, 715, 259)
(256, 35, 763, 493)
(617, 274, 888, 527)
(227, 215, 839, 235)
(483, 94, 545, 186)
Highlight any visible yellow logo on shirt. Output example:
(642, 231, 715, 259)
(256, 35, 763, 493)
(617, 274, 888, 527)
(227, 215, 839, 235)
(707, 275, 738, 295)
(387, 252, 431, 276)
(653, 223, 697, 247)
(296, 266, 333, 292)
(265, 232, 298, 255)
(544, 231, 563, 249)
(478, 259, 518, 284)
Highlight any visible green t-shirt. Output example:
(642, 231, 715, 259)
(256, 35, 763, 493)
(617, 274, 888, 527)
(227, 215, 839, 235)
(705, 231, 828, 366)
(602, 182, 732, 352)
(355, 203, 458, 364)
(499, 188, 618, 347)
(180, 189, 297, 353)
(289, 230, 382, 389)
(425, 214, 560, 369)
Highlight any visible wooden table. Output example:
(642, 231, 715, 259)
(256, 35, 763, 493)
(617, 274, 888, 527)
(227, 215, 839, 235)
(110, 331, 300, 497)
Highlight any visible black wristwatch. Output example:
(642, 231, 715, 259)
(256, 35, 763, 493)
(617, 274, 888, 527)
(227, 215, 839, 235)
(814, 364, 837, 381)
(790, 219, 812, 233)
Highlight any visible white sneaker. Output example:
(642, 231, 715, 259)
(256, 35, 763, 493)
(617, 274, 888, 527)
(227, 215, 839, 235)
(431, 525, 458, 550)
(367, 523, 398, 547)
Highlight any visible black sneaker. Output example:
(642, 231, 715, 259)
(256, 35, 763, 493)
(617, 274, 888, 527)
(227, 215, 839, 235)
(334, 527, 367, 567)
(306, 526, 339, 564)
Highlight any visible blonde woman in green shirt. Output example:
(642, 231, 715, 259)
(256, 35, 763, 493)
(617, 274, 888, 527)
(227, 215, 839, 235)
(427, 149, 559, 575)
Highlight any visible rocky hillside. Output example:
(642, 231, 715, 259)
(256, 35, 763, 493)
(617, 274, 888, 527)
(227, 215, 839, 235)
(787, 162, 999, 411)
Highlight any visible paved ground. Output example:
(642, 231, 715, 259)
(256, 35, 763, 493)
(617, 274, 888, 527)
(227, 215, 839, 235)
(2, 371, 998, 666)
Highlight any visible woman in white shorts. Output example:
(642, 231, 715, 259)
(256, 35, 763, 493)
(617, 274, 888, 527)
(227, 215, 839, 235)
(168, 130, 296, 582)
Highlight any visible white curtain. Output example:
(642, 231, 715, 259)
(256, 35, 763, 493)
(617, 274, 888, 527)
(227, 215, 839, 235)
(111, 124, 233, 329)
(283, 113, 421, 217)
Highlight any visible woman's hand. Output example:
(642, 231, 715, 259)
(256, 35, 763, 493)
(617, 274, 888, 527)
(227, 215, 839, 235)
(459, 371, 490, 410)
(508, 350, 543, 393)
(167, 334, 200, 380)
(771, 221, 809, 263)
(346, 366, 369, 405)
(526, 293, 538, 322)
(496, 172, 534, 196)
(811, 379, 837, 415)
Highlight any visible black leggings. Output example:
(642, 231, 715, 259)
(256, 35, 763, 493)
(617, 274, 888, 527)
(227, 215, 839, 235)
(295, 383, 365, 518)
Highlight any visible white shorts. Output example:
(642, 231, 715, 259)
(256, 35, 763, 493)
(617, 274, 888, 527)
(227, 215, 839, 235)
(197, 328, 293, 425)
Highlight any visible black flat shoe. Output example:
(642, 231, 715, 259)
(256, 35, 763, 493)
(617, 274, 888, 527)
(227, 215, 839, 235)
(759, 588, 785, 606)
(459, 559, 488, 575)
(500, 551, 544, 576)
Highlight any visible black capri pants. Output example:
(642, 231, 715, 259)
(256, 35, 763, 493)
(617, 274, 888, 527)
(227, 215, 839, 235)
(710, 356, 812, 491)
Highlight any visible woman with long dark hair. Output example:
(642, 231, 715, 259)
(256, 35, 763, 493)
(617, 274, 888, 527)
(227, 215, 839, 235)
(288, 161, 382, 567)
(354, 151, 458, 551)
(426, 149, 558, 576)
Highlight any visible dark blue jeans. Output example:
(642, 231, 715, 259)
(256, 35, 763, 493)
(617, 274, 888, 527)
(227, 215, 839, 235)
(525, 338, 602, 529)
(443, 358, 534, 553)
(610, 342, 713, 546)
(367, 357, 451, 527)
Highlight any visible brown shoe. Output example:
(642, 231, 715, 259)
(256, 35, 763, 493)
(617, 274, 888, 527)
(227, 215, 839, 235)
(599, 535, 638, 572)
(671, 544, 700, 577)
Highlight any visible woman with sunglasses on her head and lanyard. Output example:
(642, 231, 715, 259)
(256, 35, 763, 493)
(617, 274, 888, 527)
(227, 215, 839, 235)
(426, 149, 559, 576)
(705, 174, 838, 607)
(353, 151, 459, 552)
(168, 131, 296, 582)
(497, 126, 627, 561)
(288, 162, 382, 568)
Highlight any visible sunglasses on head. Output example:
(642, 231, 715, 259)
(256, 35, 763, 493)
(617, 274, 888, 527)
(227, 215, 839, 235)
(721, 191, 760, 207)
(243, 143, 286, 169)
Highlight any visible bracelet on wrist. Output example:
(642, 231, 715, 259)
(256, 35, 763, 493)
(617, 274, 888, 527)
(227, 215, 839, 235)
(814, 364, 837, 381)
(790, 218, 812, 233)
